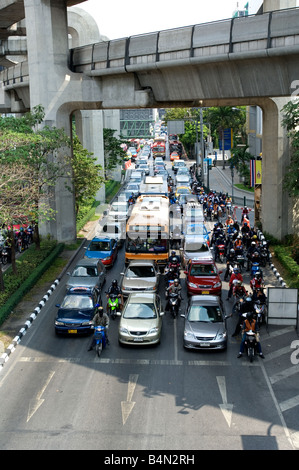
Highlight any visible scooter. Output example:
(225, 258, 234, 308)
(93, 325, 106, 357)
(1, 245, 8, 265)
(217, 243, 226, 263)
(254, 300, 266, 327)
(244, 330, 258, 363)
(168, 292, 180, 318)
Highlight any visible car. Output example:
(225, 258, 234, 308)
(125, 182, 140, 196)
(118, 293, 164, 346)
(170, 151, 180, 161)
(120, 260, 160, 297)
(128, 147, 138, 161)
(176, 194, 199, 207)
(154, 157, 164, 166)
(136, 158, 148, 167)
(181, 295, 228, 350)
(184, 223, 211, 245)
(129, 171, 143, 183)
(175, 174, 192, 186)
(66, 258, 106, 292)
(97, 217, 126, 247)
(180, 235, 213, 267)
(84, 237, 118, 267)
(176, 167, 190, 176)
(138, 164, 150, 175)
(182, 203, 205, 225)
(54, 287, 100, 335)
(175, 185, 191, 198)
(154, 168, 168, 180)
(107, 198, 130, 220)
(173, 159, 186, 173)
(184, 259, 222, 296)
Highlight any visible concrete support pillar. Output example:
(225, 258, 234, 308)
(24, 0, 76, 242)
(260, 97, 293, 239)
(75, 110, 106, 203)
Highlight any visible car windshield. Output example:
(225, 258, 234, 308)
(60, 295, 94, 309)
(126, 266, 155, 278)
(72, 266, 97, 277)
(124, 303, 156, 319)
(186, 225, 207, 235)
(185, 242, 209, 253)
(88, 241, 111, 252)
(190, 264, 217, 276)
(111, 203, 127, 211)
(187, 305, 223, 323)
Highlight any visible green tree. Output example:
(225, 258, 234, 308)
(70, 135, 105, 216)
(281, 99, 299, 197)
(103, 128, 127, 177)
(206, 107, 246, 168)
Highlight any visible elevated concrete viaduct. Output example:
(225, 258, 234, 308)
(0, 0, 299, 241)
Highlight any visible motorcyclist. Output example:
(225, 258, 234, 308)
(233, 280, 248, 300)
(252, 287, 267, 304)
(169, 250, 181, 267)
(106, 279, 123, 310)
(165, 278, 182, 311)
(237, 312, 264, 358)
(246, 241, 259, 271)
(232, 296, 254, 337)
(227, 267, 243, 300)
(250, 271, 264, 293)
(128, 193, 135, 205)
(88, 306, 110, 350)
(224, 248, 236, 281)
(213, 233, 226, 262)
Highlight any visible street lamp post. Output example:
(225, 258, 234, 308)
(231, 166, 234, 203)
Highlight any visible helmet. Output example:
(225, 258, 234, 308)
(246, 312, 254, 321)
(174, 278, 179, 285)
(233, 267, 239, 274)
(171, 251, 176, 256)
(112, 279, 118, 287)
(98, 306, 104, 316)
(171, 257, 178, 264)
(237, 280, 242, 286)
(251, 241, 256, 246)
(246, 296, 252, 302)
(230, 249, 235, 254)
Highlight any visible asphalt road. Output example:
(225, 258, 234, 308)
(0, 158, 298, 452)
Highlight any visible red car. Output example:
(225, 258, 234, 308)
(184, 259, 222, 296)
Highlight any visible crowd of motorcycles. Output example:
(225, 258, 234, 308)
(163, 169, 272, 361)
(0, 225, 34, 265)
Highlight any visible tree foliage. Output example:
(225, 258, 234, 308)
(281, 99, 299, 197)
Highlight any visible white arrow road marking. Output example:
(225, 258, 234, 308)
(121, 374, 138, 425)
(27, 371, 55, 422)
(216, 376, 233, 428)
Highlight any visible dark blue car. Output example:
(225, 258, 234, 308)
(84, 237, 118, 267)
(55, 287, 100, 335)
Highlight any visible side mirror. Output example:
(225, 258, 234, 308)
(66, 272, 70, 275)
(180, 313, 186, 318)
(55, 304, 60, 308)
(116, 311, 122, 317)
(184, 271, 188, 275)
(160, 311, 165, 317)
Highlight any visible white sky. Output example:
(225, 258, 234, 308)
(79, 0, 263, 40)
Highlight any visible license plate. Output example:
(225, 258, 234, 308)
(133, 337, 144, 342)
(68, 329, 77, 334)
(200, 342, 210, 347)
(202, 291, 209, 294)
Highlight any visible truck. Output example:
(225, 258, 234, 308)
(152, 140, 166, 160)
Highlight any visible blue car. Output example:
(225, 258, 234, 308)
(184, 223, 211, 245)
(84, 237, 118, 267)
(55, 287, 100, 335)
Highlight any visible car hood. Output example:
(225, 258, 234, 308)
(187, 275, 220, 286)
(122, 277, 157, 290)
(120, 317, 160, 332)
(56, 308, 94, 322)
(185, 321, 225, 337)
(67, 277, 98, 289)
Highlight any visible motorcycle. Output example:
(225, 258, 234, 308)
(244, 330, 258, 363)
(106, 293, 121, 320)
(251, 261, 261, 279)
(93, 325, 107, 357)
(254, 300, 266, 327)
(168, 292, 180, 318)
(1, 245, 8, 265)
(217, 243, 226, 263)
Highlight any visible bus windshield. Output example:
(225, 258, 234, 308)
(126, 236, 168, 254)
